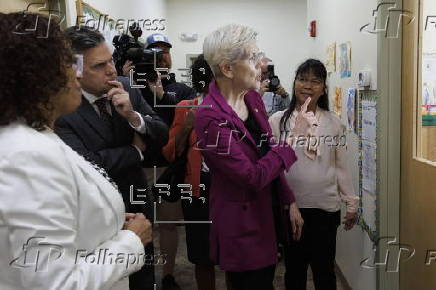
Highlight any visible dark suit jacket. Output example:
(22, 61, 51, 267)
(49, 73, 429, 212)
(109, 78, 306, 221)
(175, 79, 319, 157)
(55, 76, 168, 216)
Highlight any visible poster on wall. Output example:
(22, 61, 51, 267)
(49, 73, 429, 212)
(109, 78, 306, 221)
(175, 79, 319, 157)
(333, 87, 343, 117)
(346, 88, 357, 132)
(361, 190, 377, 233)
(362, 140, 377, 194)
(362, 99, 377, 143)
(339, 42, 352, 78)
(357, 90, 378, 239)
(326, 42, 336, 73)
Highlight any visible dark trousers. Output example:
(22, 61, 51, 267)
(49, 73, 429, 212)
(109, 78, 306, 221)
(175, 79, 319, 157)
(227, 264, 276, 290)
(284, 208, 340, 290)
(129, 242, 155, 290)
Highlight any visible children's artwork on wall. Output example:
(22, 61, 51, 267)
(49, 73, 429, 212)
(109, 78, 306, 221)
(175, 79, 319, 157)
(362, 99, 377, 143)
(326, 42, 336, 73)
(362, 140, 377, 194)
(356, 90, 378, 242)
(339, 42, 352, 78)
(333, 87, 343, 117)
(346, 88, 357, 132)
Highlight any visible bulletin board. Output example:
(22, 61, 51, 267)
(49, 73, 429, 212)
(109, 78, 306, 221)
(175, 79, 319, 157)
(356, 90, 378, 242)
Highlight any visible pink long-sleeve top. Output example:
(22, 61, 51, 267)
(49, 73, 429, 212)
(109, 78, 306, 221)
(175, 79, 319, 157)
(269, 108, 359, 213)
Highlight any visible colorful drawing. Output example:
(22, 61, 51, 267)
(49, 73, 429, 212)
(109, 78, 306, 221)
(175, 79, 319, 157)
(333, 87, 343, 117)
(326, 42, 336, 73)
(339, 42, 352, 78)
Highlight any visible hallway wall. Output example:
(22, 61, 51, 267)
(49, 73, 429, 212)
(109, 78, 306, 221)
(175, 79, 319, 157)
(165, 0, 309, 92)
(306, 0, 378, 289)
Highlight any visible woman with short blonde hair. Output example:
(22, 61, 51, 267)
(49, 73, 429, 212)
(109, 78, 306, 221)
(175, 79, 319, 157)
(195, 24, 311, 290)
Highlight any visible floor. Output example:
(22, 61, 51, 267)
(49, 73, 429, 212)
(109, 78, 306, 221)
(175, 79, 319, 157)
(153, 226, 348, 290)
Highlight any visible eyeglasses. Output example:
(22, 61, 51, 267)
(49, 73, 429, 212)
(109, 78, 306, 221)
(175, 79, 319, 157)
(295, 76, 323, 87)
(72, 54, 83, 77)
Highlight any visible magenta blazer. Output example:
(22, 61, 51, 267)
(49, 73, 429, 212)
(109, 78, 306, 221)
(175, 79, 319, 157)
(195, 81, 297, 272)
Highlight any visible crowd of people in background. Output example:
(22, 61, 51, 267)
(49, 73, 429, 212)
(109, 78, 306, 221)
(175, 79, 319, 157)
(0, 12, 358, 290)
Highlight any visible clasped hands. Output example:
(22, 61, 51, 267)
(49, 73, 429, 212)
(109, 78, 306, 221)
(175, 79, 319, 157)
(123, 213, 153, 245)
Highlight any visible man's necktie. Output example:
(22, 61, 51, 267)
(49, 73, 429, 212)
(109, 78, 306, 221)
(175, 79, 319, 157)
(94, 98, 112, 126)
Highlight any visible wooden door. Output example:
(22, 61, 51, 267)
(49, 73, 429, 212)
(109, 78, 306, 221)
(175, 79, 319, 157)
(401, 0, 436, 288)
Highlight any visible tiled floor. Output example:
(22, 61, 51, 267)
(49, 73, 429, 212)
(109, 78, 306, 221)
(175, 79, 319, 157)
(153, 226, 347, 290)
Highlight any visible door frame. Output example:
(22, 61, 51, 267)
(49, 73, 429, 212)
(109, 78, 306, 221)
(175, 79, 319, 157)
(376, 0, 402, 289)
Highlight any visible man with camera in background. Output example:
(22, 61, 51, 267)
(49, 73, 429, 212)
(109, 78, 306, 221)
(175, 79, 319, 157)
(116, 31, 195, 290)
(140, 33, 195, 290)
(259, 57, 291, 116)
(118, 31, 196, 126)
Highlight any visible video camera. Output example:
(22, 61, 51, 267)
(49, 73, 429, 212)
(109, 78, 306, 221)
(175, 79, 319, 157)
(112, 22, 163, 83)
(266, 63, 280, 92)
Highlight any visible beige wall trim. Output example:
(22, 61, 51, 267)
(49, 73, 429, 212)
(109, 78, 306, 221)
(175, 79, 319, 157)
(376, 0, 402, 289)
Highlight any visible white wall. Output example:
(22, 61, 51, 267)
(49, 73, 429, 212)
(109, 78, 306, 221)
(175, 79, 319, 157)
(165, 0, 309, 91)
(306, 0, 378, 289)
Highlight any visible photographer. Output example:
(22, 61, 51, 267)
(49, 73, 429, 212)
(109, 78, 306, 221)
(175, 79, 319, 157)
(144, 34, 197, 290)
(142, 33, 196, 125)
(115, 31, 196, 126)
(116, 32, 196, 290)
(259, 58, 291, 116)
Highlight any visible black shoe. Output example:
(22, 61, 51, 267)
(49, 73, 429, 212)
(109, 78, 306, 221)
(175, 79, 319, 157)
(162, 274, 181, 290)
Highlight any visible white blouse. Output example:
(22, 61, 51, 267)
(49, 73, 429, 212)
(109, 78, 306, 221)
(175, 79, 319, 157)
(269, 108, 359, 213)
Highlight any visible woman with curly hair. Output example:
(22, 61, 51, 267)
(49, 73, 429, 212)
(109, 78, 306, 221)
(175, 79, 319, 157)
(0, 13, 152, 290)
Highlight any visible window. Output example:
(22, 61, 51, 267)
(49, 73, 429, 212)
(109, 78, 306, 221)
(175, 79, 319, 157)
(419, 0, 436, 162)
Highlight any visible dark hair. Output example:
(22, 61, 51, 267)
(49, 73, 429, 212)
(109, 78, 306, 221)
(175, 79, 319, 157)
(191, 54, 214, 95)
(64, 26, 105, 54)
(0, 12, 73, 130)
(280, 59, 329, 132)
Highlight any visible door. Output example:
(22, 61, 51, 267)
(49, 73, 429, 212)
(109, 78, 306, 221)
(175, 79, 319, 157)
(401, 0, 436, 289)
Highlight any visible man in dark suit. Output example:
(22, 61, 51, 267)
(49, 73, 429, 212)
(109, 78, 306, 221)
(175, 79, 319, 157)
(56, 26, 168, 290)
